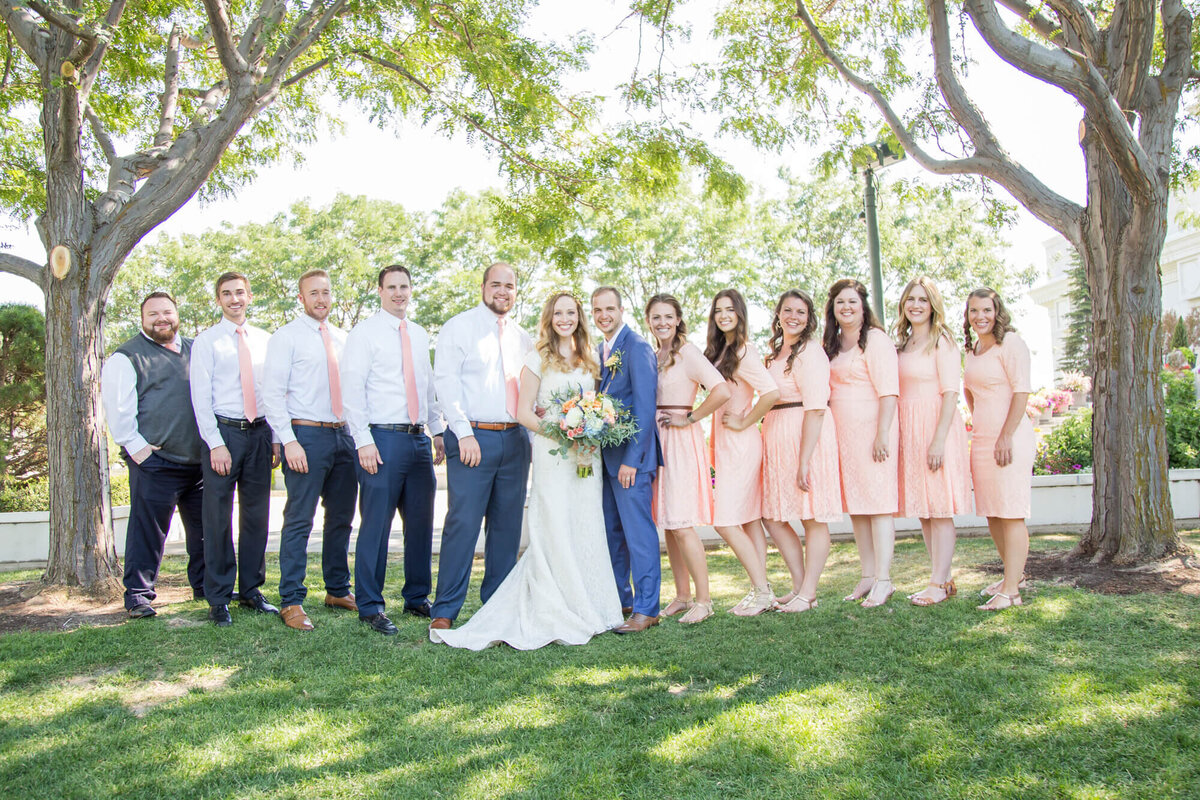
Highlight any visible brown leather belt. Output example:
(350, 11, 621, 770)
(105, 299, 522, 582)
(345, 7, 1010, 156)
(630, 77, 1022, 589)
(656, 404, 692, 410)
(770, 401, 804, 411)
(470, 421, 520, 431)
(292, 419, 346, 429)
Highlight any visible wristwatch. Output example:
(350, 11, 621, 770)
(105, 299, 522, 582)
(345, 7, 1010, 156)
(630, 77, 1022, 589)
(685, 411, 695, 424)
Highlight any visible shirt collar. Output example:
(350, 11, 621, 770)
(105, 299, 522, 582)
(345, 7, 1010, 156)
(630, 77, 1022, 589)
(605, 324, 626, 347)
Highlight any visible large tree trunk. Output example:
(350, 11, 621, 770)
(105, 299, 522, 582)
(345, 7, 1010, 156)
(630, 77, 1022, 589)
(1075, 152, 1180, 563)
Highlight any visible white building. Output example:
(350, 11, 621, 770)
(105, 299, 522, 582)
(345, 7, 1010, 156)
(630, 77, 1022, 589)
(1029, 191, 1200, 375)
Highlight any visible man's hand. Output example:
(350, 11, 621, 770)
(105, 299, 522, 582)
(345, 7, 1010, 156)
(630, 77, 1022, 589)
(284, 441, 308, 473)
(458, 435, 482, 468)
(210, 445, 233, 476)
(129, 444, 160, 465)
(618, 464, 637, 489)
(271, 443, 282, 469)
(433, 434, 446, 466)
(358, 443, 383, 475)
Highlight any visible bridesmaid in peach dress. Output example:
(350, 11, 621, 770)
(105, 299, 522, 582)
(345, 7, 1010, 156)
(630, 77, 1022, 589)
(895, 277, 971, 607)
(760, 289, 842, 613)
(704, 289, 780, 616)
(824, 278, 900, 608)
(645, 294, 730, 624)
(963, 288, 1034, 611)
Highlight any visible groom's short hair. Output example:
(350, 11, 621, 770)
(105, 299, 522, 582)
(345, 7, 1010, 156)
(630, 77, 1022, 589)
(591, 286, 623, 308)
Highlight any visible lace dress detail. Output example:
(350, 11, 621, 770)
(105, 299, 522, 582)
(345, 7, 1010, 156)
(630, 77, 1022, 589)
(430, 352, 623, 649)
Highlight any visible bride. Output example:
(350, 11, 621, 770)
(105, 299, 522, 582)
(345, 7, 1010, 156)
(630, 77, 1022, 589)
(430, 292, 624, 650)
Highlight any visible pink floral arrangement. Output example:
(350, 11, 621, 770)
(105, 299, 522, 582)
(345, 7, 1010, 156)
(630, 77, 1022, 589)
(1046, 388, 1073, 414)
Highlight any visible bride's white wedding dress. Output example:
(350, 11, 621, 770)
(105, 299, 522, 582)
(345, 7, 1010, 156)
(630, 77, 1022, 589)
(430, 352, 624, 650)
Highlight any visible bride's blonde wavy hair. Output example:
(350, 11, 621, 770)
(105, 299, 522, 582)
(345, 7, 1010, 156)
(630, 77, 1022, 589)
(535, 292, 599, 378)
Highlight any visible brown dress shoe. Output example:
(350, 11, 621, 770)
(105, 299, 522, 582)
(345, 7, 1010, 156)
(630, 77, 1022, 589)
(280, 605, 314, 631)
(621, 606, 633, 617)
(324, 593, 358, 612)
(613, 613, 659, 634)
(429, 617, 452, 630)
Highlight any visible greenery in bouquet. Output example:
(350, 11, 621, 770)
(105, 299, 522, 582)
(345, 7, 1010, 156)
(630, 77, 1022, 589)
(540, 388, 639, 477)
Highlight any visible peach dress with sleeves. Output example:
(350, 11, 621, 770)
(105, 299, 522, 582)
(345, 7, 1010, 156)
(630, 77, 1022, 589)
(828, 327, 900, 515)
(897, 338, 972, 518)
(710, 343, 778, 527)
(653, 342, 725, 530)
(761, 343, 842, 524)
(963, 333, 1035, 519)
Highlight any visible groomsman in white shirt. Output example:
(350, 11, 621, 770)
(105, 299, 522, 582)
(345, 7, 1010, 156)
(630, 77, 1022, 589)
(190, 272, 280, 627)
(429, 262, 533, 631)
(262, 270, 358, 632)
(101, 292, 206, 618)
(341, 265, 445, 635)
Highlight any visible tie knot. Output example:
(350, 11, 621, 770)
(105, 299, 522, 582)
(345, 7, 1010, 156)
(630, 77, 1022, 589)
(236, 325, 246, 336)
(319, 322, 327, 332)
(497, 317, 506, 331)
(398, 318, 408, 330)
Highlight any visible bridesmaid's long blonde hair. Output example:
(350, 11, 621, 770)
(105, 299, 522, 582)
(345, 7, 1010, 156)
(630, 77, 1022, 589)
(894, 276, 958, 355)
(962, 287, 1016, 353)
(535, 292, 599, 378)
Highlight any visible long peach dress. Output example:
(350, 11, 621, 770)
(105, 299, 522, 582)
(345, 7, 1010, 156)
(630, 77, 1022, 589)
(828, 327, 900, 515)
(710, 343, 778, 527)
(897, 338, 972, 518)
(761, 343, 842, 523)
(653, 343, 725, 529)
(964, 333, 1035, 519)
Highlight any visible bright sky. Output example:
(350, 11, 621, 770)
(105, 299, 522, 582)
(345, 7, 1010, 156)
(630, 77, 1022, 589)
(1, 2, 1096, 384)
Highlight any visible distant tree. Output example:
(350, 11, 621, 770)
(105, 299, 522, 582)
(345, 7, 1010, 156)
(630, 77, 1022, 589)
(1060, 261, 1092, 374)
(0, 304, 47, 486)
(1170, 316, 1190, 350)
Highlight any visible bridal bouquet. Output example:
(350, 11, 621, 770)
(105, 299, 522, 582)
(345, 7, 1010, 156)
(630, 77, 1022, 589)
(541, 388, 639, 477)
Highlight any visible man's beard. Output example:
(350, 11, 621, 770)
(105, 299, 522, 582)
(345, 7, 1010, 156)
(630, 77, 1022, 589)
(145, 323, 178, 344)
(485, 297, 512, 316)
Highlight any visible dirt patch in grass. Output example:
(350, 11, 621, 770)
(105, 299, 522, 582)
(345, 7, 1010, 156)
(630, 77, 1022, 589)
(979, 548, 1200, 596)
(0, 577, 198, 634)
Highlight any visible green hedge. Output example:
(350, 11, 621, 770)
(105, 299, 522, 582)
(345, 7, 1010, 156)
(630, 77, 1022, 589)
(0, 473, 130, 513)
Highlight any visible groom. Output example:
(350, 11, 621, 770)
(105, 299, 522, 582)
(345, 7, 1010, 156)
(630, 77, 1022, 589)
(592, 287, 662, 634)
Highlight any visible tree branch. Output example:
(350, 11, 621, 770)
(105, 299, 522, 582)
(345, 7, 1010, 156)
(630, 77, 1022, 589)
(1044, 0, 1103, 59)
(963, 0, 1090, 96)
(238, 0, 287, 65)
(280, 56, 332, 89)
(155, 25, 182, 148)
(200, 0, 249, 81)
(0, 5, 51, 70)
(0, 252, 45, 285)
(793, 0, 1083, 244)
(994, 0, 1062, 45)
(84, 103, 117, 164)
(1107, 0, 1157, 110)
(263, 0, 346, 91)
(26, 0, 94, 41)
(78, 1, 128, 101)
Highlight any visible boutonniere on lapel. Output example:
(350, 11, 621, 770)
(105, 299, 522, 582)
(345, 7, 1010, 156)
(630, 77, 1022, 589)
(604, 350, 622, 374)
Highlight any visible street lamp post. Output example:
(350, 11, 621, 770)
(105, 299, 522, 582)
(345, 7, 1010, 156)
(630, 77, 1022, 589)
(859, 140, 905, 327)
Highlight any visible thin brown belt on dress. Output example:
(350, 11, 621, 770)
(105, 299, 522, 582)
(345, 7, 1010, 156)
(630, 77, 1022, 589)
(470, 421, 521, 431)
(656, 404, 692, 410)
(769, 401, 804, 411)
(291, 418, 346, 429)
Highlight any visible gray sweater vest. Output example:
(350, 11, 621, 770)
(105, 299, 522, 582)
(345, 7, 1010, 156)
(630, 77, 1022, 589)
(113, 334, 203, 465)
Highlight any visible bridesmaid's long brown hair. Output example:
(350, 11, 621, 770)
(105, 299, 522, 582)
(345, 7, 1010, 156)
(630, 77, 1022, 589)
(645, 293, 688, 370)
(766, 289, 818, 374)
(962, 287, 1016, 353)
(823, 278, 884, 360)
(704, 288, 750, 382)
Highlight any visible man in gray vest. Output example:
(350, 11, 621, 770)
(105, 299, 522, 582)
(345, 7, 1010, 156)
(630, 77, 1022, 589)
(101, 291, 206, 618)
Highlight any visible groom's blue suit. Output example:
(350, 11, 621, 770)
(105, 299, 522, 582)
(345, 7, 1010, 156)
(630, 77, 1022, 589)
(599, 325, 663, 617)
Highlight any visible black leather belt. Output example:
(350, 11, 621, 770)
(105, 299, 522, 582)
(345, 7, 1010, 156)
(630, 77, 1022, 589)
(216, 415, 267, 430)
(370, 423, 425, 435)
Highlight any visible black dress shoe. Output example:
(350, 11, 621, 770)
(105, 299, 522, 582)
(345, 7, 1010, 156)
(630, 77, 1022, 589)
(128, 604, 156, 619)
(238, 593, 280, 614)
(192, 589, 206, 601)
(209, 605, 233, 627)
(403, 601, 432, 618)
(360, 612, 399, 635)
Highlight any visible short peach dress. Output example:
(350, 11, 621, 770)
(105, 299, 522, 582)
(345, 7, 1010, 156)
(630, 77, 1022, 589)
(897, 337, 972, 518)
(710, 343, 778, 527)
(653, 342, 725, 530)
(964, 333, 1035, 519)
(761, 343, 842, 524)
(828, 327, 900, 515)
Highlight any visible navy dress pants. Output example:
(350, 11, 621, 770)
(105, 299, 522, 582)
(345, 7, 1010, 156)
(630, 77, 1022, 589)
(122, 453, 205, 610)
(200, 422, 272, 606)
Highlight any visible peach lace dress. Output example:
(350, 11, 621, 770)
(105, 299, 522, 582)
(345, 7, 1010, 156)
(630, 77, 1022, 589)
(828, 327, 900, 515)
(710, 343, 778, 527)
(897, 338, 972, 518)
(963, 333, 1035, 519)
(653, 342, 725, 529)
(761, 343, 842, 523)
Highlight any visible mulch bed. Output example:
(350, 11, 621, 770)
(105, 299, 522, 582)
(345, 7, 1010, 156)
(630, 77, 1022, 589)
(980, 548, 1200, 596)
(0, 575, 195, 635)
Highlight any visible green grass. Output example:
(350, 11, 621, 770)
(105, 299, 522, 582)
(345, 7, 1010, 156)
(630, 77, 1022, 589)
(1, 534, 1198, 799)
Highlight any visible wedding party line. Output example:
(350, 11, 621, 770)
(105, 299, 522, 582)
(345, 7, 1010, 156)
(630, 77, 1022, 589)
(103, 261, 1034, 648)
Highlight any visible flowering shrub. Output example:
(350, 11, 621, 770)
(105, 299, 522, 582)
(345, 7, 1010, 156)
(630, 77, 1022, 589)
(1026, 392, 1050, 418)
(1058, 371, 1092, 392)
(1033, 408, 1092, 475)
(1046, 388, 1073, 414)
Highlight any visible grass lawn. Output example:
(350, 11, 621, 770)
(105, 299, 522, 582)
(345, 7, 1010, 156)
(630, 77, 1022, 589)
(1, 533, 1197, 799)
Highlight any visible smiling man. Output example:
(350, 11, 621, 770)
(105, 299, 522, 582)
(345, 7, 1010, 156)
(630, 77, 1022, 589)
(261, 270, 358, 631)
(189, 272, 280, 627)
(102, 292, 206, 618)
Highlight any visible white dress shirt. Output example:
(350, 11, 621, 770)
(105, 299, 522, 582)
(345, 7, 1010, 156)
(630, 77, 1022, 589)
(101, 331, 183, 455)
(262, 314, 347, 445)
(434, 303, 534, 440)
(189, 316, 274, 449)
(341, 310, 444, 449)
(602, 323, 627, 359)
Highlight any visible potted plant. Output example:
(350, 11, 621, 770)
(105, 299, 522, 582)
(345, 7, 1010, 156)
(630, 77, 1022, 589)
(1047, 388, 1073, 416)
(1027, 391, 1052, 424)
(1058, 372, 1092, 407)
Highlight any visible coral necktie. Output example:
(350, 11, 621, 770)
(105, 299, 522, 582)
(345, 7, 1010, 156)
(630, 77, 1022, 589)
(236, 326, 258, 421)
(320, 322, 343, 419)
(399, 319, 421, 424)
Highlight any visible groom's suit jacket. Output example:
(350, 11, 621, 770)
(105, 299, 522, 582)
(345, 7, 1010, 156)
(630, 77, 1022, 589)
(598, 325, 663, 475)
